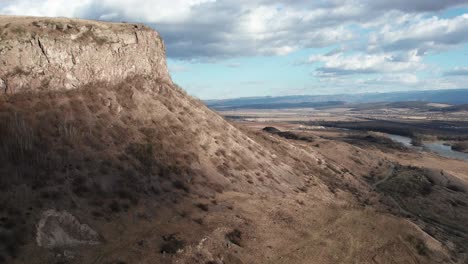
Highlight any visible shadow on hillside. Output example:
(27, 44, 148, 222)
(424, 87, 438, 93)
(0, 77, 212, 261)
(367, 165, 468, 257)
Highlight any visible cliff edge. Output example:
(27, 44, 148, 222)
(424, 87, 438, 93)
(0, 16, 171, 94)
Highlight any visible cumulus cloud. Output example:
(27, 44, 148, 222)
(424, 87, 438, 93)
(0, 0, 215, 23)
(309, 50, 424, 76)
(2, 0, 467, 60)
(362, 73, 420, 85)
(366, 0, 467, 12)
(150, 1, 356, 59)
(444, 67, 468, 76)
(0, 0, 93, 18)
(369, 14, 468, 53)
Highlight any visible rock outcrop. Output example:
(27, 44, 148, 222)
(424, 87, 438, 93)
(36, 210, 100, 249)
(0, 16, 171, 94)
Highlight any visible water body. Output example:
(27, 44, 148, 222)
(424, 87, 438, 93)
(385, 133, 468, 162)
(386, 134, 412, 147)
(423, 142, 468, 161)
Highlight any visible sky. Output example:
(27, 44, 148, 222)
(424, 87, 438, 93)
(1, 1, 468, 99)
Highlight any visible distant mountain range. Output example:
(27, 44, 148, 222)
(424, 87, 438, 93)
(205, 89, 468, 110)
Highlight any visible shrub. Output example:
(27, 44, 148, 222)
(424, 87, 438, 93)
(126, 143, 155, 173)
(40, 190, 61, 199)
(160, 234, 185, 254)
(59, 123, 81, 146)
(116, 189, 139, 205)
(0, 226, 25, 259)
(447, 184, 465, 193)
(0, 113, 36, 165)
(406, 235, 429, 256)
(410, 137, 423, 147)
(225, 229, 242, 247)
(109, 200, 121, 213)
(451, 142, 468, 153)
(172, 180, 189, 193)
(75, 29, 110, 45)
(72, 176, 89, 196)
(195, 203, 209, 211)
(193, 218, 204, 225)
(378, 169, 433, 197)
(215, 149, 227, 158)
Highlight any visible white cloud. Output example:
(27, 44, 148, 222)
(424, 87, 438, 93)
(98, 0, 217, 23)
(1, 0, 93, 18)
(364, 73, 420, 85)
(0, 0, 216, 23)
(309, 50, 424, 76)
(369, 14, 468, 52)
(444, 67, 468, 76)
(366, 0, 467, 12)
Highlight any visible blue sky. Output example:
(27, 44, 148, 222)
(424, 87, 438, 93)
(1, 1, 468, 99)
(167, 48, 324, 99)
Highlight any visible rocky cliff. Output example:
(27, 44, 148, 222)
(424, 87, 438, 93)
(0, 16, 171, 94)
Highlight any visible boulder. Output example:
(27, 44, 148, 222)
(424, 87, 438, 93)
(36, 209, 100, 249)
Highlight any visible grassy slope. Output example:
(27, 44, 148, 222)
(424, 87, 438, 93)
(0, 75, 458, 263)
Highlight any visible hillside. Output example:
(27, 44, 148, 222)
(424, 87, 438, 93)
(206, 89, 468, 109)
(0, 16, 466, 264)
(210, 101, 345, 110)
(439, 104, 468, 112)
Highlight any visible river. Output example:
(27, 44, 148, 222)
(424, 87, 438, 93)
(385, 134, 468, 162)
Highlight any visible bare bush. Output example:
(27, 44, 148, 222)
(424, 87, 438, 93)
(59, 123, 81, 145)
(0, 113, 37, 165)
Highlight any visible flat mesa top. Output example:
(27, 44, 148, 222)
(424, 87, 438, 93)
(0, 15, 153, 37)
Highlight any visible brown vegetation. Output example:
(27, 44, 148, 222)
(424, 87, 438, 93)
(452, 142, 468, 153)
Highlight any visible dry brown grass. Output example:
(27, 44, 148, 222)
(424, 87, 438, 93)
(0, 73, 464, 264)
(0, 113, 36, 165)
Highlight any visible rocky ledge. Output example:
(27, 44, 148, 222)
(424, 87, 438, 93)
(0, 16, 171, 94)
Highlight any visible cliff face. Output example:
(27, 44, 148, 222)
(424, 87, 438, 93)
(0, 16, 171, 94)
